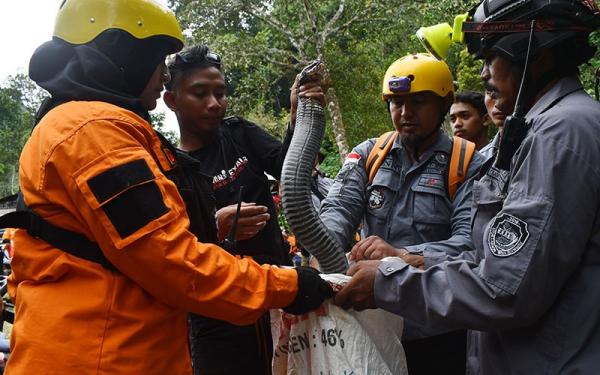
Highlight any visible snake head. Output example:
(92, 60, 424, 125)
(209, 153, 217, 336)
(298, 60, 324, 86)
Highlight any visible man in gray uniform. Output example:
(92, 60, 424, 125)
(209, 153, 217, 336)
(320, 53, 483, 374)
(335, 1, 600, 374)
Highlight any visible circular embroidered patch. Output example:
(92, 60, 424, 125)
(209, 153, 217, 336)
(368, 188, 385, 210)
(487, 213, 530, 257)
(435, 153, 447, 164)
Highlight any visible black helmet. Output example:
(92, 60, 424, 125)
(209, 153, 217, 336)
(464, 0, 600, 63)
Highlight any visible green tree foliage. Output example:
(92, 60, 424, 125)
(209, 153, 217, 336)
(581, 31, 600, 97)
(170, 0, 481, 165)
(171, 0, 412, 159)
(170, 0, 599, 175)
(150, 112, 180, 145)
(244, 108, 290, 140)
(0, 91, 30, 196)
(456, 48, 484, 93)
(0, 74, 45, 197)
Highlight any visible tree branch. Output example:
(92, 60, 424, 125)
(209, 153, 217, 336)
(240, 4, 307, 59)
(324, 2, 381, 39)
(301, 0, 318, 34)
(243, 51, 298, 70)
(322, 0, 346, 38)
(260, 45, 306, 67)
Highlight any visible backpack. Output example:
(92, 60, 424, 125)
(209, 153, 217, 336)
(364, 131, 476, 200)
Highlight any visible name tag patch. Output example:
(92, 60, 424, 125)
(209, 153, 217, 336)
(488, 213, 529, 257)
(418, 175, 444, 190)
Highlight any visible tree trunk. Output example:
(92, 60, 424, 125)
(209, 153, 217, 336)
(325, 87, 349, 160)
(10, 165, 16, 194)
(319, 64, 349, 159)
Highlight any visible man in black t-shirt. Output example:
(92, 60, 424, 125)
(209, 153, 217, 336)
(164, 44, 325, 375)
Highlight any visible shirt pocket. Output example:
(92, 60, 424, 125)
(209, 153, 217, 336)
(411, 182, 451, 241)
(366, 167, 399, 220)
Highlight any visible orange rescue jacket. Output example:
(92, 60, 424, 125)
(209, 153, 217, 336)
(6, 101, 298, 375)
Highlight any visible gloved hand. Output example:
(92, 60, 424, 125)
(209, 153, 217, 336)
(283, 266, 334, 315)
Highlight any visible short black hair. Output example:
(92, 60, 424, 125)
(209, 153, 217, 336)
(165, 43, 223, 91)
(454, 91, 486, 117)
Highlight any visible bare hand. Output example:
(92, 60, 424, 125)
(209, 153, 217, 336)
(215, 202, 270, 242)
(334, 260, 380, 311)
(349, 235, 402, 261)
(290, 74, 326, 127)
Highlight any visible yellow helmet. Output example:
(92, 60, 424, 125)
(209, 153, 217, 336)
(382, 53, 454, 101)
(54, 0, 184, 52)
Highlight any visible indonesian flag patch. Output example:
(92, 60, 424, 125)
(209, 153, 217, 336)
(344, 152, 361, 165)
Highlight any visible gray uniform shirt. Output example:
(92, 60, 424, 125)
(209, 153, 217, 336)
(321, 130, 483, 340)
(320, 129, 483, 266)
(479, 132, 501, 161)
(375, 76, 600, 374)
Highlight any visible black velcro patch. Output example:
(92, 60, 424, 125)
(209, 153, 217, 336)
(101, 181, 169, 238)
(88, 159, 155, 204)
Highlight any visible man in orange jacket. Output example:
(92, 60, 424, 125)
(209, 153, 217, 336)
(4, 1, 332, 374)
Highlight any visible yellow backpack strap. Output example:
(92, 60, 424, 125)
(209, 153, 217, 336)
(365, 131, 398, 184)
(447, 136, 477, 200)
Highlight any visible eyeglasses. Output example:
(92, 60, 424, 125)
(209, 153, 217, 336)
(175, 50, 222, 67)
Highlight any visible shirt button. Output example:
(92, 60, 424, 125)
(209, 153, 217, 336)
(386, 266, 394, 272)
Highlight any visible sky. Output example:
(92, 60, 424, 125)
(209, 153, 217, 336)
(0, 0, 179, 134)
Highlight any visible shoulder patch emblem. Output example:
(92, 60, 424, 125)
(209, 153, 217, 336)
(162, 147, 177, 167)
(424, 154, 445, 175)
(368, 187, 385, 209)
(344, 152, 361, 165)
(435, 153, 447, 164)
(487, 213, 529, 257)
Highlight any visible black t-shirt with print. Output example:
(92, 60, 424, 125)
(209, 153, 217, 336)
(189, 116, 292, 265)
